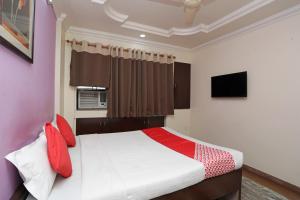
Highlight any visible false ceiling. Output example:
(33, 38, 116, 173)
(53, 0, 300, 48)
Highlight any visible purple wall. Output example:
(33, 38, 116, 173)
(0, 1, 56, 199)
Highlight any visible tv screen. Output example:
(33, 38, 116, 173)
(211, 71, 247, 97)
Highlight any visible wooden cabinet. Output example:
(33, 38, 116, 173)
(76, 117, 165, 135)
(174, 62, 191, 109)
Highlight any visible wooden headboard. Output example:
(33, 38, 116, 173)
(76, 116, 165, 135)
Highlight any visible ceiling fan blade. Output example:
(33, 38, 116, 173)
(184, 0, 202, 8)
(184, 6, 199, 25)
(183, 0, 202, 25)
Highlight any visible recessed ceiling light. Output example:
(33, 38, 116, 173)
(140, 34, 146, 38)
(47, 0, 53, 4)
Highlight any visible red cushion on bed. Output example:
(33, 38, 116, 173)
(45, 123, 72, 178)
(56, 114, 76, 147)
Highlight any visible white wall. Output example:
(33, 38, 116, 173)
(62, 28, 193, 135)
(191, 12, 300, 186)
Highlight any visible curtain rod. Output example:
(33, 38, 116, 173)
(65, 40, 176, 59)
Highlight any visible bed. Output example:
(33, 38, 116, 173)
(23, 125, 243, 200)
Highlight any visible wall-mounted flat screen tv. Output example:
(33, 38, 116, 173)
(211, 71, 247, 97)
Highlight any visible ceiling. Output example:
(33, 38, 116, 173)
(53, 0, 300, 48)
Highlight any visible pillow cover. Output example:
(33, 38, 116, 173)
(5, 132, 56, 200)
(56, 114, 76, 147)
(45, 123, 72, 178)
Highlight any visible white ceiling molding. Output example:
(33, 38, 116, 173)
(91, 0, 107, 4)
(169, 23, 209, 35)
(121, 21, 170, 37)
(65, 4, 300, 51)
(66, 26, 191, 52)
(93, 0, 275, 37)
(205, 0, 275, 32)
(104, 4, 128, 23)
(192, 3, 300, 50)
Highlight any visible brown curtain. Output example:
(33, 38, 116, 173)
(69, 40, 111, 87)
(107, 57, 174, 118)
(69, 40, 174, 117)
(70, 51, 111, 87)
(108, 57, 138, 117)
(141, 62, 174, 116)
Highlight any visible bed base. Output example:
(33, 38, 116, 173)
(154, 168, 242, 200)
(11, 168, 242, 200)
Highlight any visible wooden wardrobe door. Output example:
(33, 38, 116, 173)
(174, 62, 191, 109)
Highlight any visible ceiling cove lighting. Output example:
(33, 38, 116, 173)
(139, 34, 146, 38)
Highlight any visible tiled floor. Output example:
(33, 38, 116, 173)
(243, 169, 300, 200)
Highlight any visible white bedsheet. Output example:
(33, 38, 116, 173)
(27, 127, 243, 200)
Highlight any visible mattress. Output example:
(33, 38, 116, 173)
(27, 127, 243, 200)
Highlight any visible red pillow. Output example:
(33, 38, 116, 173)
(45, 123, 72, 178)
(56, 114, 76, 147)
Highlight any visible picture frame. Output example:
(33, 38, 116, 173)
(0, 0, 35, 63)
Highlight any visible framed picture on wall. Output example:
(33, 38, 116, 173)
(0, 0, 35, 63)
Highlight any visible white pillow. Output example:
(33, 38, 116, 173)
(5, 132, 56, 200)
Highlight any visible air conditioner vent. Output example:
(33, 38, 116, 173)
(77, 88, 107, 110)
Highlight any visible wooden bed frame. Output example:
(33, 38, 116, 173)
(11, 116, 242, 200)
